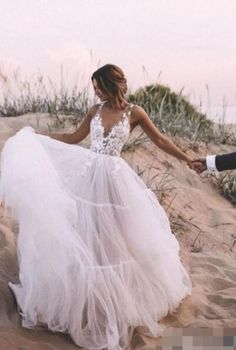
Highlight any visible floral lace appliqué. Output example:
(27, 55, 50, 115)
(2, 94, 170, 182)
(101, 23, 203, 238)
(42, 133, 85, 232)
(90, 104, 133, 156)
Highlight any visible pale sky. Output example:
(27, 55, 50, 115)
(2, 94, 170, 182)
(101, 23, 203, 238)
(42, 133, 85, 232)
(0, 0, 236, 121)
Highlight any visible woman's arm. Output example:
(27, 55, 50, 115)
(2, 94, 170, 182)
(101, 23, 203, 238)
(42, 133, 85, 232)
(38, 105, 98, 144)
(133, 106, 192, 163)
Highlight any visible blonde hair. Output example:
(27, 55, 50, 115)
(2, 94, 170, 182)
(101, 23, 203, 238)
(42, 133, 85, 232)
(91, 64, 127, 109)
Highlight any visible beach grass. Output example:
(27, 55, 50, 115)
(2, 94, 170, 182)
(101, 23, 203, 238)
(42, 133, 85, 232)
(1, 68, 236, 204)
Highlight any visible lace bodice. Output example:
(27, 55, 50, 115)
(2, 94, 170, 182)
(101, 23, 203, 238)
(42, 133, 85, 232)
(90, 103, 134, 156)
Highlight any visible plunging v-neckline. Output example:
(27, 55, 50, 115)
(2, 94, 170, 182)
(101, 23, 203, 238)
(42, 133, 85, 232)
(98, 103, 129, 139)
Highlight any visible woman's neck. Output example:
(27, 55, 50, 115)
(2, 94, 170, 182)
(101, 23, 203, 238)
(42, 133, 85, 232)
(106, 99, 129, 111)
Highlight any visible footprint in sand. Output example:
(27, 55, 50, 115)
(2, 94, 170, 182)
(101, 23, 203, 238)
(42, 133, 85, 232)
(195, 263, 220, 274)
(208, 277, 236, 291)
(190, 252, 236, 325)
(200, 256, 230, 269)
(206, 294, 236, 317)
(224, 269, 236, 281)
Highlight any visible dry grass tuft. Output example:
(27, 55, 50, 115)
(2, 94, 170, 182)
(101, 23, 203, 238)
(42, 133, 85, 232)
(209, 171, 236, 205)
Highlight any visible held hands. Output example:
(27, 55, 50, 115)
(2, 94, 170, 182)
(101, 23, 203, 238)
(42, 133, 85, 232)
(188, 158, 207, 174)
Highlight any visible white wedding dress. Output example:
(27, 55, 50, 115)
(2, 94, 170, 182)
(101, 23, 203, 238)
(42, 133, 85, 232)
(0, 103, 192, 350)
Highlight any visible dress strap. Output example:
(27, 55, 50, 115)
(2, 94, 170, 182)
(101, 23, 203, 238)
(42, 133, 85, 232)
(97, 102, 105, 113)
(126, 103, 135, 119)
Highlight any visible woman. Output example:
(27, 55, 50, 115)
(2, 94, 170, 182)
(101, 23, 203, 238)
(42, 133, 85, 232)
(0, 64, 192, 350)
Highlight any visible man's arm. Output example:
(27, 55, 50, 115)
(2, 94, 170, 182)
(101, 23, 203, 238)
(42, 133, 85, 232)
(190, 152, 236, 173)
(215, 152, 236, 171)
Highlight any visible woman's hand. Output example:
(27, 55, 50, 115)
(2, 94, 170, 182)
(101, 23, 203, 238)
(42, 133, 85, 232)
(189, 158, 207, 174)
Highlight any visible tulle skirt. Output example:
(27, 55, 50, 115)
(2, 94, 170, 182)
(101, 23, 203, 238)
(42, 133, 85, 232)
(0, 127, 192, 350)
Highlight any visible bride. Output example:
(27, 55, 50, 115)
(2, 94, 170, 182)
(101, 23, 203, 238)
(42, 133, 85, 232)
(0, 64, 192, 350)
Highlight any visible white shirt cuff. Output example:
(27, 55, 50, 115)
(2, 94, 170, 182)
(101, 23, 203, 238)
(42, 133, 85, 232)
(206, 155, 216, 171)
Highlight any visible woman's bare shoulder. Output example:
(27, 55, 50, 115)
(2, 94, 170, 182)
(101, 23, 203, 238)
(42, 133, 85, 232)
(88, 104, 101, 118)
(130, 104, 148, 121)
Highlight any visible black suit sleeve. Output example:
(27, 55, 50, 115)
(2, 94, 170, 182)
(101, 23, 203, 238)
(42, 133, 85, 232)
(215, 152, 236, 171)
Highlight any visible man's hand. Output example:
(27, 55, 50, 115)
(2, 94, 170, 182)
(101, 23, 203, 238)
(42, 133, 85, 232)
(188, 158, 207, 174)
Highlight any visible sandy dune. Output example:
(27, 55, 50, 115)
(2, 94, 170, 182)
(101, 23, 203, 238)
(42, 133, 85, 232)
(0, 114, 235, 349)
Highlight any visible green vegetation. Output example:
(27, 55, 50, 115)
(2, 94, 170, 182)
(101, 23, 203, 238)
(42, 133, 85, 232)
(128, 84, 236, 145)
(0, 69, 89, 118)
(1, 68, 235, 145)
(210, 171, 236, 205)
